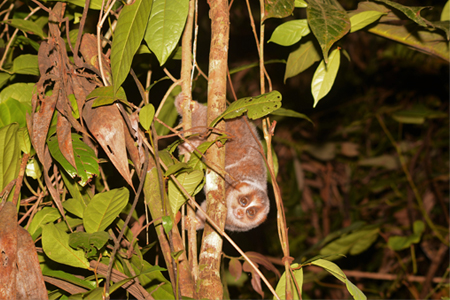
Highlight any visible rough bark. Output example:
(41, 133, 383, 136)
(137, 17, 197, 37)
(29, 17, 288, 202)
(196, 0, 229, 298)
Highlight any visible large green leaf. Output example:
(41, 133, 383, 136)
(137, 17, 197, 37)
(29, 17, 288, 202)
(310, 259, 366, 300)
(0, 82, 35, 104)
(168, 170, 203, 215)
(0, 123, 20, 202)
(0, 72, 10, 90)
(48, 133, 99, 186)
(0, 98, 31, 128)
(320, 227, 379, 257)
(83, 188, 130, 233)
(1, 19, 45, 38)
(144, 0, 189, 65)
(28, 207, 61, 240)
(285, 40, 321, 81)
(268, 20, 310, 46)
(307, 0, 350, 62)
(311, 48, 341, 107)
(210, 91, 282, 127)
(42, 223, 90, 269)
(42, 267, 96, 290)
(111, 0, 152, 92)
(12, 54, 39, 76)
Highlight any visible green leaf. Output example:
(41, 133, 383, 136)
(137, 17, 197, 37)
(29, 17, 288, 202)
(442, 1, 449, 21)
(42, 268, 96, 290)
(164, 162, 192, 177)
(307, 0, 350, 62)
(28, 207, 61, 240)
(2, 19, 45, 38)
(54, 216, 83, 232)
(350, 11, 386, 33)
(285, 40, 321, 81)
(83, 188, 130, 233)
(17, 127, 31, 154)
(48, 133, 99, 186)
(68, 94, 80, 119)
(0, 98, 31, 128)
(274, 264, 303, 300)
(139, 103, 155, 131)
(388, 220, 425, 251)
(0, 123, 20, 202)
(130, 256, 174, 298)
(111, 0, 152, 92)
(374, 0, 431, 28)
(63, 198, 86, 218)
(295, 0, 307, 8)
(268, 20, 310, 46)
(311, 48, 340, 107)
(86, 86, 128, 107)
(270, 107, 313, 123)
(0, 72, 11, 89)
(42, 223, 90, 269)
(320, 228, 379, 257)
(162, 216, 173, 235)
(26, 158, 42, 180)
(168, 170, 203, 215)
(264, 0, 295, 21)
(145, 0, 189, 65)
(391, 105, 447, 124)
(69, 231, 110, 258)
(0, 82, 35, 104)
(12, 54, 39, 76)
(210, 91, 282, 127)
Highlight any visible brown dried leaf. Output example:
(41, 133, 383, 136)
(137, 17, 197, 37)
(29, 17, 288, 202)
(0, 202, 18, 299)
(243, 261, 264, 298)
(228, 258, 242, 282)
(16, 226, 48, 300)
(32, 82, 58, 165)
(57, 111, 76, 169)
(245, 251, 281, 277)
(83, 101, 133, 187)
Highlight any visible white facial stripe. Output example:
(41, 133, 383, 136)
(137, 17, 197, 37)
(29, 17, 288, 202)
(225, 157, 246, 170)
(241, 180, 266, 193)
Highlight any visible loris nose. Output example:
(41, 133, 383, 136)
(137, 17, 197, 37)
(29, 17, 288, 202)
(235, 209, 244, 218)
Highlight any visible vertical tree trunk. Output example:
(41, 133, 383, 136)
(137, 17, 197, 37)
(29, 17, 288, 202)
(196, 0, 229, 298)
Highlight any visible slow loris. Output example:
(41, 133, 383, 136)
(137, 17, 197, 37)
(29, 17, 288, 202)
(175, 94, 269, 232)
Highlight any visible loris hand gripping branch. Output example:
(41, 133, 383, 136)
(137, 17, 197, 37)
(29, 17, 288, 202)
(175, 94, 269, 232)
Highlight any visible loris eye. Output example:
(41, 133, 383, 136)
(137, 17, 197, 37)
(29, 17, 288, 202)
(246, 208, 256, 217)
(239, 197, 249, 207)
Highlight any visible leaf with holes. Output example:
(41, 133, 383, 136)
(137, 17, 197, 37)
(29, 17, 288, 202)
(264, 0, 294, 21)
(144, 0, 189, 65)
(168, 170, 203, 216)
(42, 223, 90, 269)
(307, 0, 350, 62)
(48, 133, 99, 186)
(111, 0, 152, 92)
(210, 91, 282, 127)
(83, 188, 129, 233)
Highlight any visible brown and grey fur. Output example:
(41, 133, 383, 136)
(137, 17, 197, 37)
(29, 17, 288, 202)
(175, 94, 269, 232)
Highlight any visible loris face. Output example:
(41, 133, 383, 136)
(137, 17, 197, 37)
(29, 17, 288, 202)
(225, 182, 270, 232)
